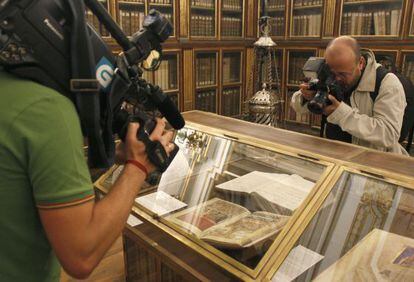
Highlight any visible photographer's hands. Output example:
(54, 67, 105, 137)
(323, 95, 341, 116)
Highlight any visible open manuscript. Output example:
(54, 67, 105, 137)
(216, 171, 315, 215)
(166, 198, 290, 249)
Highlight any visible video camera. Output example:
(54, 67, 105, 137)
(0, 0, 184, 176)
(302, 57, 345, 114)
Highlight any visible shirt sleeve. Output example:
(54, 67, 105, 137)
(12, 95, 94, 209)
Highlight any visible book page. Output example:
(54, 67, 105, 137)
(254, 181, 310, 212)
(272, 245, 324, 282)
(135, 191, 187, 217)
(200, 212, 290, 249)
(216, 171, 290, 194)
(165, 198, 249, 237)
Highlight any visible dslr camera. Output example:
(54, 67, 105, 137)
(302, 57, 345, 114)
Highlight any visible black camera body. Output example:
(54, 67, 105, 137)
(302, 57, 345, 114)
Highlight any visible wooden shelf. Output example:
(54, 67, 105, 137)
(222, 82, 242, 87)
(267, 7, 285, 12)
(222, 8, 243, 13)
(343, 0, 402, 6)
(196, 85, 218, 90)
(292, 4, 322, 10)
(149, 3, 173, 8)
(191, 6, 215, 12)
(118, 1, 145, 5)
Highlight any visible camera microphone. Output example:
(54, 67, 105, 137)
(146, 84, 185, 129)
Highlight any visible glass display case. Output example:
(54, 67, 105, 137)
(94, 111, 414, 281)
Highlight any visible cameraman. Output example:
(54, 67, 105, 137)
(0, 67, 175, 280)
(291, 36, 408, 155)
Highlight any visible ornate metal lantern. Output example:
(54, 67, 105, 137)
(246, 16, 283, 127)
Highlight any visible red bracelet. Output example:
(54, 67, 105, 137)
(126, 160, 148, 179)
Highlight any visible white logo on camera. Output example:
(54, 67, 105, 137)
(96, 64, 114, 89)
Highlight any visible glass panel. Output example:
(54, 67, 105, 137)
(223, 52, 241, 84)
(124, 235, 158, 281)
(169, 92, 179, 109)
(260, 0, 285, 37)
(196, 52, 217, 87)
(403, 54, 414, 84)
(154, 54, 178, 91)
(221, 0, 243, 37)
(85, 0, 110, 37)
(190, 0, 216, 37)
(274, 171, 414, 281)
(288, 51, 316, 85)
(195, 89, 217, 113)
(341, 0, 403, 36)
(118, 1, 146, 36)
(221, 86, 241, 117)
(291, 0, 323, 37)
(149, 0, 174, 36)
(130, 128, 327, 269)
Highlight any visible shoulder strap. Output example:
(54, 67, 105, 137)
(370, 66, 389, 102)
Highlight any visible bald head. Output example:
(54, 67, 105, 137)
(325, 36, 361, 64)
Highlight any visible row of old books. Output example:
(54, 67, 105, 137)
(191, 0, 214, 9)
(266, 0, 284, 9)
(154, 58, 178, 91)
(85, 10, 110, 37)
(269, 17, 284, 36)
(197, 57, 216, 86)
(222, 0, 242, 10)
(221, 88, 240, 117)
(293, 0, 323, 7)
(149, 0, 171, 4)
(341, 10, 401, 36)
(119, 10, 145, 36)
(195, 90, 217, 113)
(221, 17, 242, 37)
(292, 14, 321, 36)
(122, 0, 144, 3)
(403, 59, 414, 83)
(191, 15, 215, 36)
(222, 56, 240, 83)
(288, 55, 309, 85)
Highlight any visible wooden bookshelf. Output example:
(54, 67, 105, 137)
(220, 0, 244, 38)
(340, 0, 404, 37)
(259, 0, 286, 37)
(372, 50, 398, 71)
(402, 52, 414, 84)
(290, 0, 323, 37)
(221, 50, 244, 117)
(190, 0, 217, 38)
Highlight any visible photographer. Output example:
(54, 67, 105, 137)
(291, 36, 408, 155)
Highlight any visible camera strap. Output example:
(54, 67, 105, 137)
(67, 0, 113, 167)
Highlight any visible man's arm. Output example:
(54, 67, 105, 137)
(327, 74, 406, 148)
(290, 83, 315, 114)
(39, 121, 174, 279)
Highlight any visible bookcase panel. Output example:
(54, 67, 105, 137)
(196, 52, 218, 87)
(221, 86, 241, 117)
(190, 0, 216, 37)
(287, 50, 316, 85)
(340, 0, 403, 36)
(195, 89, 217, 113)
(154, 53, 179, 91)
(402, 54, 414, 84)
(221, 0, 243, 37)
(222, 52, 242, 84)
(169, 92, 179, 109)
(86, 0, 110, 37)
(286, 88, 310, 124)
(291, 0, 323, 37)
(259, 0, 285, 37)
(117, 1, 146, 36)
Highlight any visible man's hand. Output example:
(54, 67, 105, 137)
(115, 118, 175, 173)
(323, 95, 341, 116)
(299, 83, 316, 101)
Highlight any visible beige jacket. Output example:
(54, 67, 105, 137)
(291, 50, 408, 155)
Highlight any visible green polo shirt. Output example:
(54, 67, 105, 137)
(0, 70, 94, 281)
